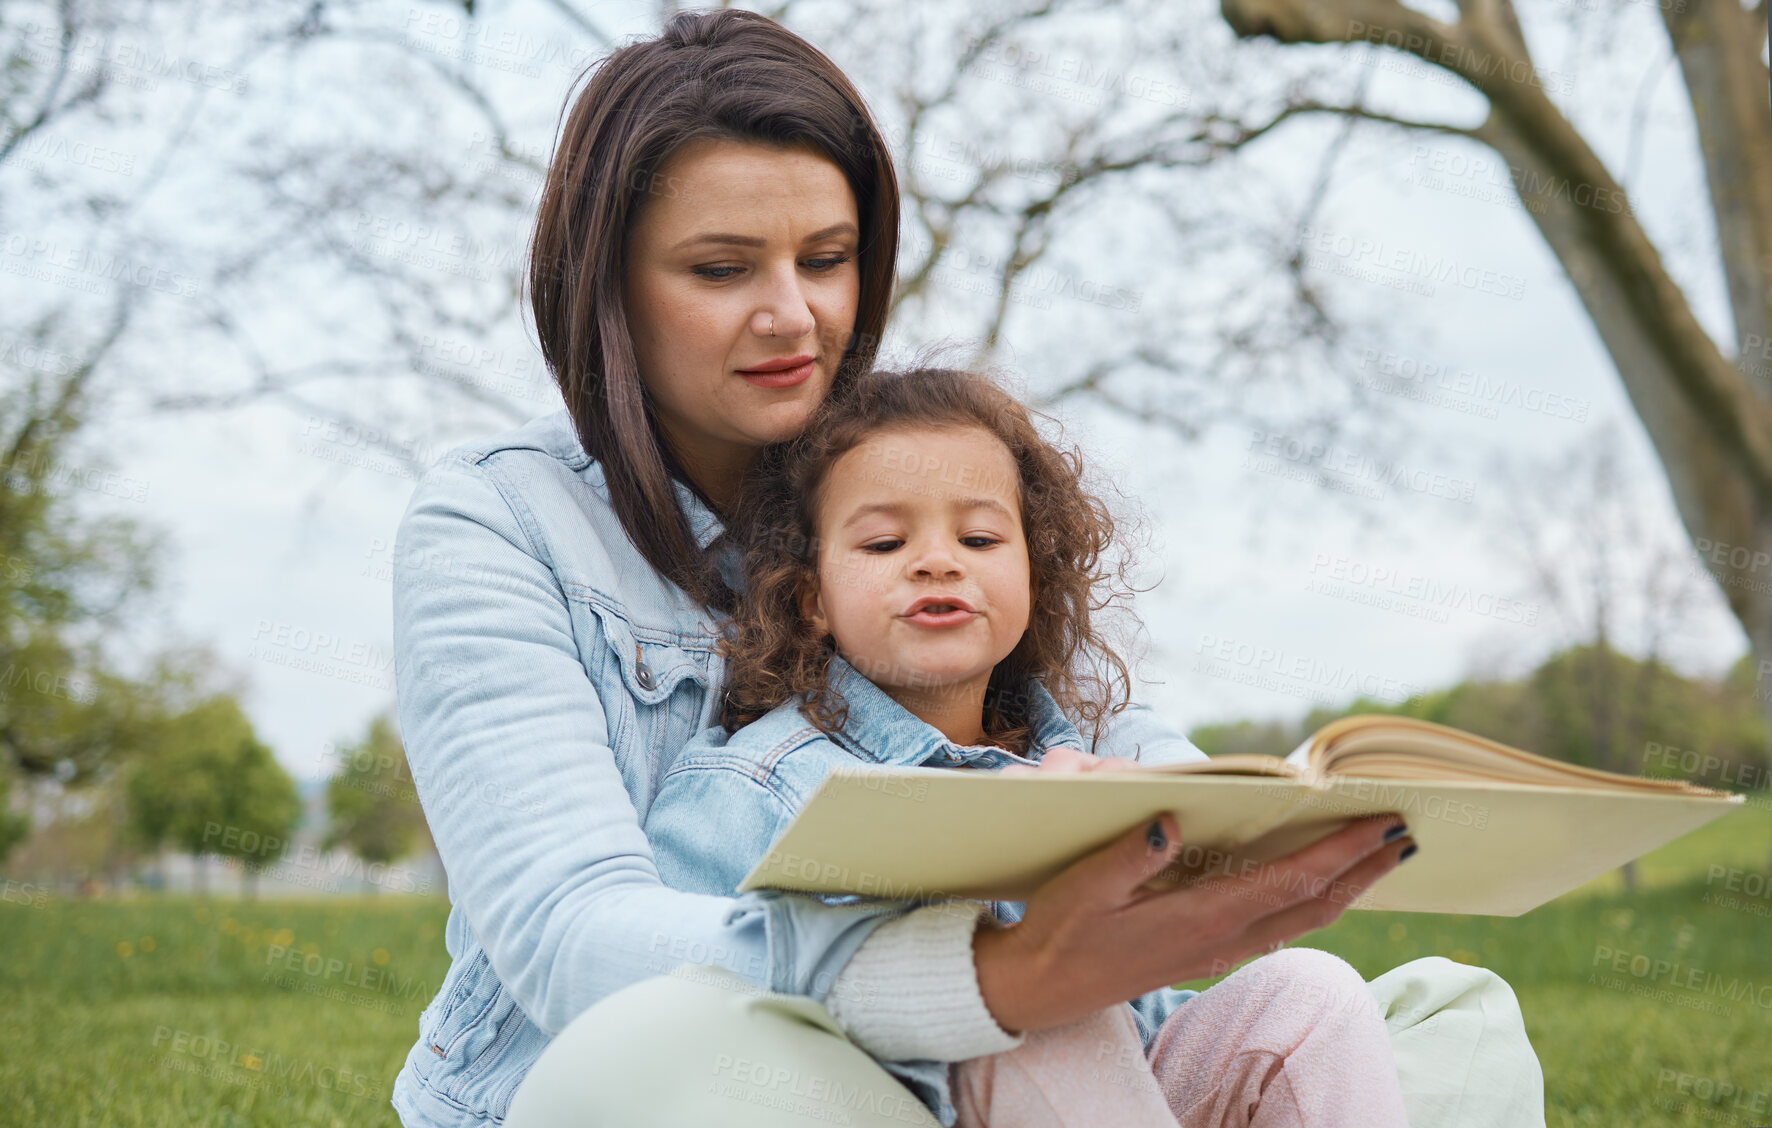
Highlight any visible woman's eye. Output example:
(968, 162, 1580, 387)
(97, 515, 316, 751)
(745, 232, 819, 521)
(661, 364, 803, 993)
(691, 255, 849, 281)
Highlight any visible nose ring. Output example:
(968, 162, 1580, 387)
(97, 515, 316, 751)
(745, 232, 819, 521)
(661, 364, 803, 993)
(768, 314, 776, 337)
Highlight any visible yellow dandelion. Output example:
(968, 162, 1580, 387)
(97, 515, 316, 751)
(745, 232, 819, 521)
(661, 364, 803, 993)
(272, 928, 294, 947)
(372, 948, 390, 966)
(140, 936, 156, 952)
(1387, 923, 1407, 942)
(116, 940, 134, 958)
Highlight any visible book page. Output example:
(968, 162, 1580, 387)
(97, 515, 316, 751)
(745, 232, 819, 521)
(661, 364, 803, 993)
(1299, 715, 1729, 796)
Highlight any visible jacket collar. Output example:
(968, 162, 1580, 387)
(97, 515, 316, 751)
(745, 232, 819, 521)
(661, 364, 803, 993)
(821, 652, 1082, 769)
(670, 478, 727, 552)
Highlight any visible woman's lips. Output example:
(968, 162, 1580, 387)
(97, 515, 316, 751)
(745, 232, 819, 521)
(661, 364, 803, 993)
(736, 358, 815, 388)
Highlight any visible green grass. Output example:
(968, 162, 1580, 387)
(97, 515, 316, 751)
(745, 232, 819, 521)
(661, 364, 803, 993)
(5, 808, 1770, 1127)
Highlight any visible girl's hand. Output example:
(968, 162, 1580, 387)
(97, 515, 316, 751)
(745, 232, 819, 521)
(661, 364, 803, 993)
(972, 810, 1414, 1035)
(1000, 745, 1146, 775)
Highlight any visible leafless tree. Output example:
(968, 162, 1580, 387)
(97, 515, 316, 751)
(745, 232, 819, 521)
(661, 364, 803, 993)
(1214, 0, 1772, 825)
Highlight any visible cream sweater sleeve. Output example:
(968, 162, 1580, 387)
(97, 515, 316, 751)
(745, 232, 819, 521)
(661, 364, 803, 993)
(818, 900, 1028, 1062)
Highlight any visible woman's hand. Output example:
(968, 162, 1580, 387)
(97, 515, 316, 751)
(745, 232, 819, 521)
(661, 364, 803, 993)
(972, 808, 1414, 1035)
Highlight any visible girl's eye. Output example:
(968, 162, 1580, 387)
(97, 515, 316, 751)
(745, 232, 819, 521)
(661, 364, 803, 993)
(961, 536, 998, 548)
(862, 540, 903, 553)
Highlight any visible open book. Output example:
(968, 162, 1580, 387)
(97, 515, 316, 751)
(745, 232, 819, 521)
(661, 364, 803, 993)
(736, 714, 1744, 916)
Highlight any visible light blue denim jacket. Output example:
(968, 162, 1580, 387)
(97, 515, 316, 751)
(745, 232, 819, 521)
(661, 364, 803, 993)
(388, 407, 1209, 1127)
(645, 651, 1202, 1126)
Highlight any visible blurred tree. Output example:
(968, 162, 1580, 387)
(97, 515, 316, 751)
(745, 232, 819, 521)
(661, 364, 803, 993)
(0, 773, 28, 863)
(1187, 717, 1303, 759)
(322, 710, 430, 894)
(123, 695, 301, 897)
(1198, 635, 1772, 889)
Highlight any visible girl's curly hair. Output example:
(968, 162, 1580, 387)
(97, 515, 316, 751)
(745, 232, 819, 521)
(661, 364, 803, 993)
(716, 364, 1147, 755)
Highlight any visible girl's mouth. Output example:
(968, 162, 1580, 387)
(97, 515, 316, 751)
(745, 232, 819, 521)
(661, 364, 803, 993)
(902, 605, 979, 628)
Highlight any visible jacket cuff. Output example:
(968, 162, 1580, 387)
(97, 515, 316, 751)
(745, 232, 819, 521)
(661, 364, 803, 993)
(819, 900, 1027, 1062)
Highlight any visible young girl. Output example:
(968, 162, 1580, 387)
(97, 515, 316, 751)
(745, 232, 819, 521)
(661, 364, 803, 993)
(641, 365, 1413, 1128)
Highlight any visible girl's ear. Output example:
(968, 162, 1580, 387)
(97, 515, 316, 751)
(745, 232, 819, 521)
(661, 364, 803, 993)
(797, 571, 830, 638)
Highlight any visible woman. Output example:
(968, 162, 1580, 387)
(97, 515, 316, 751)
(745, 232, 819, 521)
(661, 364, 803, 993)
(388, 9, 1545, 1128)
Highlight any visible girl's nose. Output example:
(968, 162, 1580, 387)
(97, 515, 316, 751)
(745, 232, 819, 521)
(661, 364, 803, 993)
(910, 541, 963, 579)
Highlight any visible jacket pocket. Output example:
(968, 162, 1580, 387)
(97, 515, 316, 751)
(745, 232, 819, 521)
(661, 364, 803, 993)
(569, 596, 721, 788)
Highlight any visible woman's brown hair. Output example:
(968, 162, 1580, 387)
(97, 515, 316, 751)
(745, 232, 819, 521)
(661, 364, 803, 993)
(527, 8, 899, 612)
(719, 365, 1143, 755)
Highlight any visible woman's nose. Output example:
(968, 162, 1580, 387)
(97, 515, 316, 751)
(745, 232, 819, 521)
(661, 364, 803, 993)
(750, 264, 816, 341)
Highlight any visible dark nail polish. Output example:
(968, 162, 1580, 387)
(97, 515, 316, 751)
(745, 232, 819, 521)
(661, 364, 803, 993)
(1147, 818, 1167, 851)
(1383, 823, 1409, 843)
(1398, 843, 1419, 862)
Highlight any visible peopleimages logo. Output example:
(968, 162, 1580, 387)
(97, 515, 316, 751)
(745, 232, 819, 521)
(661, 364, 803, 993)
(1306, 554, 1539, 625)
(1296, 225, 1526, 300)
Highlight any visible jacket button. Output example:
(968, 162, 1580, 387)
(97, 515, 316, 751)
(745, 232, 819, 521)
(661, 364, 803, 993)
(633, 644, 656, 690)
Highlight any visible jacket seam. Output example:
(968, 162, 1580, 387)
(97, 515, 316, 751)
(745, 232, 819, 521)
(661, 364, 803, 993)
(471, 450, 552, 566)
(755, 726, 830, 780)
(657, 759, 803, 816)
(563, 580, 724, 653)
(426, 954, 490, 1052)
(450, 993, 525, 1107)
(438, 973, 504, 1061)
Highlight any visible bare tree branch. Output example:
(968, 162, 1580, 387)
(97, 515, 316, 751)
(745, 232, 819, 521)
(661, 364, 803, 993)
(1223, 0, 1772, 539)
(539, 0, 617, 49)
(0, 0, 110, 167)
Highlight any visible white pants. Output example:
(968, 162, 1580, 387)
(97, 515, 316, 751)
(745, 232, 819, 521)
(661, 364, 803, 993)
(505, 954, 1545, 1127)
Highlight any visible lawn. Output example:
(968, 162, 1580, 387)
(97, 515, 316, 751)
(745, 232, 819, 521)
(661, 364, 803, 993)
(4, 806, 1769, 1127)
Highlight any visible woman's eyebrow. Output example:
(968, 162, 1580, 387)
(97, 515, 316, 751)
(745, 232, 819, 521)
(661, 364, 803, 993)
(670, 222, 858, 252)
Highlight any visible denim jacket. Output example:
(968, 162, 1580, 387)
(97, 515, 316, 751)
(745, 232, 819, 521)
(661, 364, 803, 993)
(644, 651, 1202, 1126)
(388, 407, 1208, 1127)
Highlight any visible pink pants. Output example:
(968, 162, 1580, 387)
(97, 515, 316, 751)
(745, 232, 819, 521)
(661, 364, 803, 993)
(951, 948, 1410, 1128)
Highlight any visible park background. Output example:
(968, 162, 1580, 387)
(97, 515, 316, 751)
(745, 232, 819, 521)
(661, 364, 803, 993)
(2, 0, 1769, 1124)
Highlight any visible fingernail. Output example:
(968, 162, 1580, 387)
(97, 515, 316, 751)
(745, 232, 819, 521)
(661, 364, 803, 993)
(1383, 823, 1409, 843)
(1147, 818, 1167, 852)
(1398, 843, 1419, 862)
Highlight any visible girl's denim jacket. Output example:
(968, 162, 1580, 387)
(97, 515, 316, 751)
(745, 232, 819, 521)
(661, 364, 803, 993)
(388, 408, 1207, 1127)
(644, 651, 1202, 1125)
